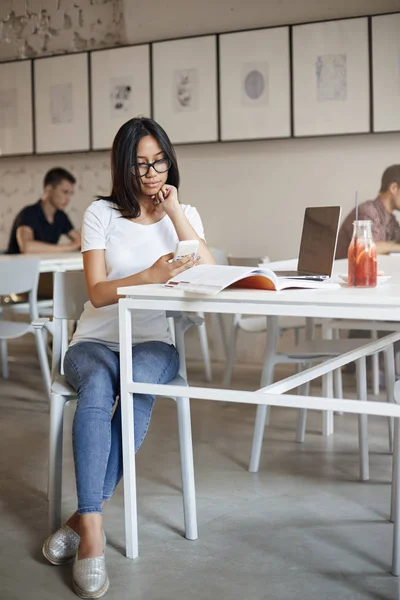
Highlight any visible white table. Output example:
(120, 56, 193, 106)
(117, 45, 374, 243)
(117, 262, 400, 574)
(0, 251, 83, 273)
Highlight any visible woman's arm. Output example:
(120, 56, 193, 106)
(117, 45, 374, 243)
(169, 209, 216, 264)
(84, 249, 196, 308)
(153, 185, 216, 265)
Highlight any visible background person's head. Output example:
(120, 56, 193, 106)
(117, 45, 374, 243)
(108, 116, 180, 218)
(43, 167, 76, 211)
(379, 165, 400, 211)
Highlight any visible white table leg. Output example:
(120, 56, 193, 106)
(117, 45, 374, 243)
(391, 417, 400, 576)
(119, 302, 138, 559)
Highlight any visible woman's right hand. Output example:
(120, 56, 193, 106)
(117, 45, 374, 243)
(148, 252, 197, 284)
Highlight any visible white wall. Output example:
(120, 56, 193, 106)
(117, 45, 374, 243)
(1, 0, 399, 364)
(121, 0, 400, 260)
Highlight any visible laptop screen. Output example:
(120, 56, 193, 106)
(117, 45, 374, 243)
(297, 206, 342, 276)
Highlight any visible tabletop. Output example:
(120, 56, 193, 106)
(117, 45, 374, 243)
(117, 256, 400, 322)
(0, 251, 83, 273)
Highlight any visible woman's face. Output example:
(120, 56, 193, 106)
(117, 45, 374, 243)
(136, 135, 169, 197)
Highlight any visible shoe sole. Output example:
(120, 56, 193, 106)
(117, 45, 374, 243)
(72, 576, 110, 599)
(42, 540, 75, 566)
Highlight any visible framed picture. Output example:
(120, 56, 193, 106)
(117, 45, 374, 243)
(0, 60, 33, 156)
(372, 13, 400, 132)
(33, 53, 90, 153)
(152, 35, 218, 144)
(219, 27, 291, 141)
(90, 45, 151, 150)
(292, 17, 370, 137)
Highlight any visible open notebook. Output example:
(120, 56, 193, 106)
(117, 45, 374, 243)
(165, 265, 339, 295)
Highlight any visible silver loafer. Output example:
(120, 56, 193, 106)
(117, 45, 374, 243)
(72, 532, 109, 599)
(42, 524, 80, 565)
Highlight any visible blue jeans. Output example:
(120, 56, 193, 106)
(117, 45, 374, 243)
(64, 341, 179, 515)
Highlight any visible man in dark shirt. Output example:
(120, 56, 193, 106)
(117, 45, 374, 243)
(336, 164, 400, 258)
(7, 167, 81, 255)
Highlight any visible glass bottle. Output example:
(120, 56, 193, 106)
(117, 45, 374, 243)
(347, 220, 377, 287)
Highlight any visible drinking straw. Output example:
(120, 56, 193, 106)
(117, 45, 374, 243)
(355, 190, 358, 222)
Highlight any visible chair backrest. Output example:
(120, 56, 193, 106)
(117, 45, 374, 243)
(0, 257, 40, 295)
(53, 270, 88, 320)
(52, 271, 88, 378)
(210, 247, 228, 265)
(227, 256, 262, 267)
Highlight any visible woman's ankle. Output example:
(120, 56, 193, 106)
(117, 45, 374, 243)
(65, 511, 80, 534)
(78, 514, 104, 559)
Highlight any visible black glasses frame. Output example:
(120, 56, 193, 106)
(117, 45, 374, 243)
(133, 158, 171, 177)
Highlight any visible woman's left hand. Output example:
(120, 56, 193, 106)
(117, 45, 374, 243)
(152, 184, 180, 215)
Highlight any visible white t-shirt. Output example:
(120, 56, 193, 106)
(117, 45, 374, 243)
(71, 199, 205, 351)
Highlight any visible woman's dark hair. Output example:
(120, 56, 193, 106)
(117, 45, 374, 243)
(100, 117, 180, 218)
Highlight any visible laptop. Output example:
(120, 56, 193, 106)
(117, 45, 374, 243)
(274, 206, 342, 280)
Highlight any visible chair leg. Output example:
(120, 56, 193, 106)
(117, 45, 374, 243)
(223, 316, 240, 387)
(322, 372, 334, 436)
(391, 417, 400, 576)
(321, 323, 334, 435)
(332, 328, 344, 416)
(248, 316, 279, 473)
(249, 404, 269, 473)
(176, 396, 198, 540)
(384, 344, 396, 454)
(211, 313, 229, 362)
(1, 339, 8, 379)
(371, 330, 380, 396)
(197, 315, 212, 382)
(34, 328, 51, 399)
(296, 375, 310, 443)
(48, 394, 66, 533)
(356, 356, 369, 481)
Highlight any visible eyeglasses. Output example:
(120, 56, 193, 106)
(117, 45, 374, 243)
(134, 158, 171, 177)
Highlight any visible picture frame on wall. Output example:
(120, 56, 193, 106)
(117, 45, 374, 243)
(90, 45, 151, 150)
(33, 53, 90, 154)
(292, 17, 370, 137)
(371, 13, 400, 132)
(0, 60, 33, 156)
(152, 35, 218, 144)
(219, 27, 291, 141)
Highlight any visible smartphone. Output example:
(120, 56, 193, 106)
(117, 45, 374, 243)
(173, 240, 199, 261)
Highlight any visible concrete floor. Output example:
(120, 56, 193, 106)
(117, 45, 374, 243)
(1, 338, 400, 599)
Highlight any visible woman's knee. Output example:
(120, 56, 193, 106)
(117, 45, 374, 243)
(131, 342, 179, 384)
(64, 342, 120, 397)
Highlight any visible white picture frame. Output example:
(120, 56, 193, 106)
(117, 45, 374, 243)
(219, 27, 291, 141)
(34, 53, 90, 153)
(0, 60, 33, 156)
(292, 18, 370, 137)
(90, 45, 151, 150)
(152, 36, 218, 144)
(372, 13, 400, 132)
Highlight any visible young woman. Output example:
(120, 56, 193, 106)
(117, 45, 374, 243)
(42, 117, 215, 598)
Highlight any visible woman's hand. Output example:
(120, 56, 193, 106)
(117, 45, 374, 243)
(148, 252, 198, 284)
(151, 184, 180, 216)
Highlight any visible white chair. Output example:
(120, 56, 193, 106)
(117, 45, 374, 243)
(34, 270, 199, 540)
(249, 327, 396, 481)
(0, 257, 50, 396)
(327, 319, 400, 395)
